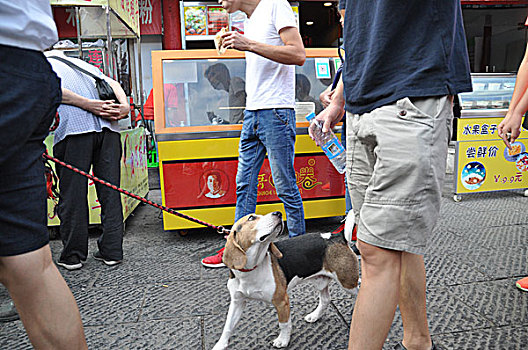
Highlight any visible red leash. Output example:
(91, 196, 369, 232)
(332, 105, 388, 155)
(42, 152, 230, 235)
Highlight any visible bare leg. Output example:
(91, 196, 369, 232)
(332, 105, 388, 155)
(348, 240, 401, 350)
(399, 252, 432, 350)
(0, 245, 87, 350)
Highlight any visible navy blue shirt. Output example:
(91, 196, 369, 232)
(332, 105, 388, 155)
(342, 0, 472, 114)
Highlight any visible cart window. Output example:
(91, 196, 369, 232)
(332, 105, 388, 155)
(458, 75, 516, 110)
(160, 56, 338, 128)
(294, 57, 337, 121)
(162, 58, 246, 127)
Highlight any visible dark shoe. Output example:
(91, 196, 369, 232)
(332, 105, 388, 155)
(393, 341, 437, 350)
(0, 301, 19, 322)
(93, 251, 122, 266)
(57, 256, 83, 271)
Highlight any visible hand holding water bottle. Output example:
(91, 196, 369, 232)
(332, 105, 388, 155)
(306, 112, 346, 174)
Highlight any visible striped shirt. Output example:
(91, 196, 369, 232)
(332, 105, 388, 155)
(47, 54, 120, 145)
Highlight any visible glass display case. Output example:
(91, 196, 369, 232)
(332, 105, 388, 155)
(152, 49, 346, 231)
(158, 54, 336, 130)
(458, 73, 516, 117)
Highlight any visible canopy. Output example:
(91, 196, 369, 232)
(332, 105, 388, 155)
(50, 0, 139, 38)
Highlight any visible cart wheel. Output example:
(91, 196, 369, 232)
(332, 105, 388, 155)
(453, 194, 462, 202)
(178, 230, 189, 237)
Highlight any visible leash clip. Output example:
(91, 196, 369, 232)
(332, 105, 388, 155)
(217, 226, 230, 235)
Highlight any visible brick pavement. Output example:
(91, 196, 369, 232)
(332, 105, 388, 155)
(1, 172, 527, 349)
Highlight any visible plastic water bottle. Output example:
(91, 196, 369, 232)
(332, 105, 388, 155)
(306, 112, 346, 174)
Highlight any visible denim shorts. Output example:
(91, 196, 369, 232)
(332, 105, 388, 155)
(346, 96, 453, 255)
(0, 44, 61, 256)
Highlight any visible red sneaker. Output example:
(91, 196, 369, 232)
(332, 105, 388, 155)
(516, 276, 528, 292)
(201, 247, 226, 268)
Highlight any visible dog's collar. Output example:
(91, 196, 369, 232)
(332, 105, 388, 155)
(237, 266, 257, 272)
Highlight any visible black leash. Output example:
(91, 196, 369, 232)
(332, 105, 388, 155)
(42, 152, 230, 235)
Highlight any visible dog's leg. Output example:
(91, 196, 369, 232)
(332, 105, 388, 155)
(272, 293, 292, 348)
(212, 294, 247, 350)
(305, 277, 331, 323)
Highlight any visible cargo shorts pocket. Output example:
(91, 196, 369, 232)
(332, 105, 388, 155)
(396, 97, 438, 128)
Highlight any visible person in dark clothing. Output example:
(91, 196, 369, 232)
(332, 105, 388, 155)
(46, 50, 129, 270)
(314, 1, 472, 349)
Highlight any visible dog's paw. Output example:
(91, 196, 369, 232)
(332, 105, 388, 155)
(272, 336, 290, 348)
(304, 311, 321, 323)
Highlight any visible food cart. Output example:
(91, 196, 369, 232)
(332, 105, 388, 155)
(453, 73, 528, 202)
(47, 0, 148, 228)
(152, 48, 345, 232)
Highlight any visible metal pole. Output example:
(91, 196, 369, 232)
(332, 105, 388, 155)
(137, 37, 144, 109)
(75, 6, 83, 59)
(105, 6, 115, 79)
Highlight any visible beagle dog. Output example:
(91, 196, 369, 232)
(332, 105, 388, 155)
(212, 211, 359, 350)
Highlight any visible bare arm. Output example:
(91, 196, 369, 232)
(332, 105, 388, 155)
(498, 43, 528, 148)
(61, 88, 120, 118)
(222, 26, 306, 66)
(310, 78, 345, 145)
(319, 85, 334, 108)
(106, 78, 131, 118)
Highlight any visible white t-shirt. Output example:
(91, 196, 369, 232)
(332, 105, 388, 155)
(244, 0, 298, 110)
(0, 1, 58, 51)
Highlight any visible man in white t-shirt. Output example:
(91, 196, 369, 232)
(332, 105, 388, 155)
(201, 0, 306, 268)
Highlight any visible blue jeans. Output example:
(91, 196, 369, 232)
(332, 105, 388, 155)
(235, 109, 305, 237)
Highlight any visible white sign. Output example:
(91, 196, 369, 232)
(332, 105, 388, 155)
(315, 58, 331, 79)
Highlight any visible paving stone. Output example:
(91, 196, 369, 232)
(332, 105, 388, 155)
(92, 256, 202, 287)
(2, 176, 527, 349)
(141, 278, 230, 320)
(425, 253, 491, 287)
(334, 287, 493, 341)
(454, 190, 527, 212)
(435, 325, 528, 350)
(460, 246, 527, 279)
(74, 285, 147, 326)
(204, 299, 350, 350)
(450, 279, 528, 327)
(84, 318, 202, 350)
(0, 321, 31, 350)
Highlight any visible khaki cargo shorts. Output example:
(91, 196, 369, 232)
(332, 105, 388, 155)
(346, 96, 453, 255)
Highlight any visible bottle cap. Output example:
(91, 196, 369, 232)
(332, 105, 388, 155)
(305, 112, 316, 121)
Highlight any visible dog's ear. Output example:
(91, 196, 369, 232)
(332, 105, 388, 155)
(269, 242, 283, 259)
(223, 231, 247, 270)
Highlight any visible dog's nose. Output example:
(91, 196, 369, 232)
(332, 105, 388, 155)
(272, 211, 282, 218)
